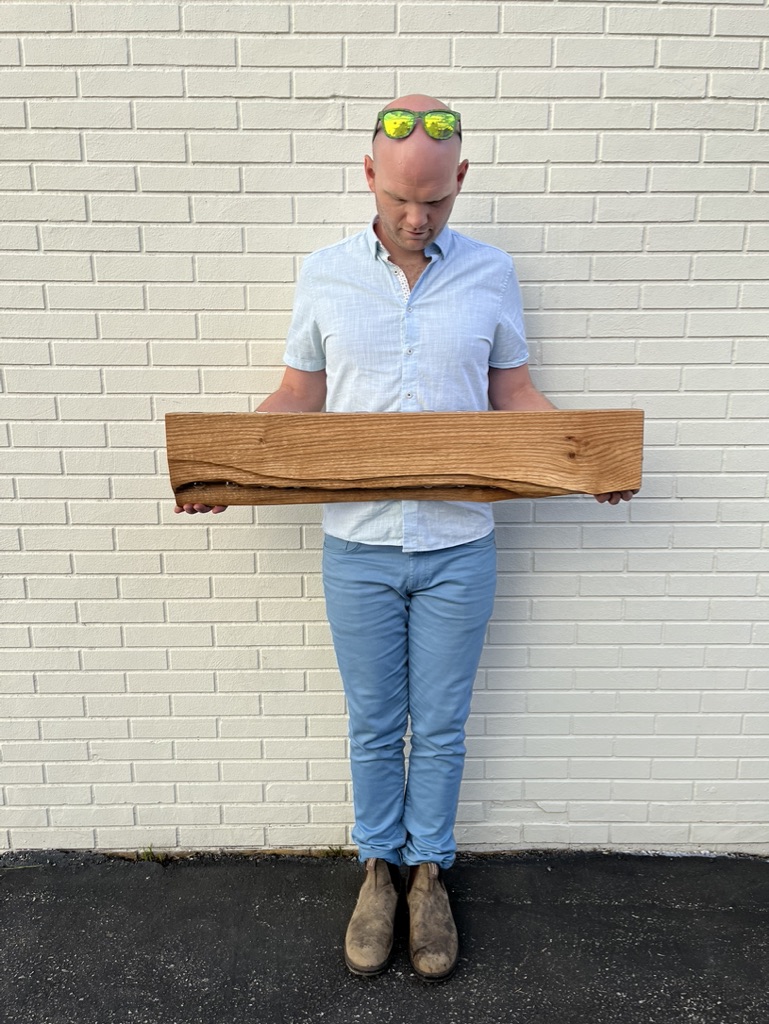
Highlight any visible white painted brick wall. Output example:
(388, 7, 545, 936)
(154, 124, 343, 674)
(1, 1, 767, 855)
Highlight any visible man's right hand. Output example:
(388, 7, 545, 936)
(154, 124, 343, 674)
(174, 503, 228, 514)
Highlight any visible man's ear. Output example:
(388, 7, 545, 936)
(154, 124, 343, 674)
(364, 155, 376, 193)
(457, 158, 469, 192)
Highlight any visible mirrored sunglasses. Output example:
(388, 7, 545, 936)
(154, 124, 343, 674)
(373, 108, 462, 142)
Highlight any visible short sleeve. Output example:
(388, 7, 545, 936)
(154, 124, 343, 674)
(489, 258, 529, 369)
(283, 257, 326, 372)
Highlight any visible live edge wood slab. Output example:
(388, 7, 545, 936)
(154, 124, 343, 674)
(166, 410, 643, 507)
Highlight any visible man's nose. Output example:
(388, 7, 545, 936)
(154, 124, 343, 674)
(404, 204, 428, 227)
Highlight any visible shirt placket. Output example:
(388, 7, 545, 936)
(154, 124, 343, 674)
(390, 261, 422, 546)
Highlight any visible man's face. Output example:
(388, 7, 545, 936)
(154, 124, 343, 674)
(364, 133, 468, 263)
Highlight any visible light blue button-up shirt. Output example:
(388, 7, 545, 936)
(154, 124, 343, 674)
(283, 221, 529, 551)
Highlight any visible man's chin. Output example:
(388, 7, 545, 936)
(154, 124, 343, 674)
(401, 232, 430, 248)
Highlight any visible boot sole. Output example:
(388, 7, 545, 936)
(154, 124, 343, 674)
(344, 949, 392, 977)
(410, 959, 458, 983)
(411, 950, 460, 983)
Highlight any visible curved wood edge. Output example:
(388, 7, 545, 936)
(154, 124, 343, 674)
(173, 481, 575, 506)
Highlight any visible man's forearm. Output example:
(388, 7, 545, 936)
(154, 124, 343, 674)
(491, 383, 556, 412)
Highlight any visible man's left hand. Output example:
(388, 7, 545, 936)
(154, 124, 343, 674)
(594, 490, 637, 505)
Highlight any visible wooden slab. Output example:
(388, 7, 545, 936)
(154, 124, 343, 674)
(166, 410, 643, 506)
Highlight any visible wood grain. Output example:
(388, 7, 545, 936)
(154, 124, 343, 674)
(165, 410, 644, 506)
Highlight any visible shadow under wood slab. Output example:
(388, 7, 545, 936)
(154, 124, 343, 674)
(165, 409, 644, 507)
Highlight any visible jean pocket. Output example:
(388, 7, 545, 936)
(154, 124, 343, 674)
(323, 534, 362, 554)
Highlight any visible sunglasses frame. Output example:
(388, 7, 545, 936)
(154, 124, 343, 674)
(373, 108, 462, 142)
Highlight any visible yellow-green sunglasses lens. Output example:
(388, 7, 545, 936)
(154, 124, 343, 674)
(423, 112, 456, 139)
(381, 111, 414, 138)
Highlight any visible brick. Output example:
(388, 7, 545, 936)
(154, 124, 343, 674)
(85, 131, 186, 162)
(0, 394, 56, 419)
(546, 225, 643, 252)
(701, 196, 769, 221)
(499, 134, 597, 164)
(141, 165, 240, 193)
(246, 225, 342, 253)
(642, 284, 738, 310)
(0, 131, 81, 160)
(660, 40, 760, 69)
(0, 36, 20, 66)
(609, 6, 711, 35)
(0, 165, 31, 189)
(551, 165, 647, 193)
(42, 225, 140, 252)
(710, 73, 769, 99)
(0, 312, 96, 340)
(455, 37, 550, 68)
(294, 71, 395, 99)
(716, 8, 769, 36)
(503, 3, 602, 33)
(651, 165, 750, 192)
(399, 71, 497, 101)
(36, 166, 135, 193)
(144, 226, 242, 253)
(606, 72, 706, 99)
(132, 38, 235, 67)
(656, 102, 755, 130)
(241, 101, 341, 131)
(0, 70, 76, 97)
(187, 70, 290, 98)
(0, 284, 44, 310)
(48, 285, 145, 311)
(176, 827, 265, 848)
(688, 312, 769, 338)
(707, 135, 769, 163)
(0, 4, 73, 31)
(602, 133, 700, 163)
(647, 225, 744, 252)
(0, 100, 23, 126)
(500, 71, 600, 99)
(241, 37, 342, 68)
(189, 132, 290, 163)
(0, 193, 87, 221)
(135, 100, 237, 129)
(89, 196, 187, 225)
(29, 100, 131, 129)
(183, 4, 289, 32)
(295, 3, 395, 32)
(193, 196, 291, 224)
(95, 255, 193, 282)
(81, 69, 184, 97)
(553, 102, 652, 129)
(75, 4, 180, 31)
(145, 285, 243, 311)
(593, 254, 691, 281)
(557, 38, 656, 68)
(24, 37, 128, 66)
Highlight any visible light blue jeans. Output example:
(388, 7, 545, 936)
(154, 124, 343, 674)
(322, 531, 497, 869)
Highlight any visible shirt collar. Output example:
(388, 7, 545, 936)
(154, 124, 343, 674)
(365, 218, 452, 261)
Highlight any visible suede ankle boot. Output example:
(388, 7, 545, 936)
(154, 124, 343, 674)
(406, 862, 459, 981)
(344, 858, 400, 976)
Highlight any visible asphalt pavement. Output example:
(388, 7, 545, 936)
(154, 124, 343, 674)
(1, 848, 768, 1024)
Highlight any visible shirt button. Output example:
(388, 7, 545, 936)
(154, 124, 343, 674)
(407, 306, 413, 312)
(406, 392, 413, 398)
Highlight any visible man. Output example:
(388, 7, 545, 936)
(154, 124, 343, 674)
(176, 95, 634, 981)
